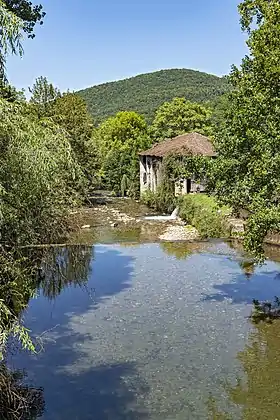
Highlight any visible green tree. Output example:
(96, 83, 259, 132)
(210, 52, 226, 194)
(210, 0, 280, 260)
(52, 92, 94, 164)
(29, 76, 61, 117)
(0, 99, 83, 246)
(3, 0, 45, 38)
(94, 111, 151, 196)
(0, 0, 24, 90)
(150, 97, 212, 140)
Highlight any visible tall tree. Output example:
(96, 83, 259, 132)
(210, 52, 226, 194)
(150, 97, 212, 140)
(52, 92, 96, 186)
(210, 0, 280, 259)
(29, 76, 61, 117)
(94, 111, 151, 196)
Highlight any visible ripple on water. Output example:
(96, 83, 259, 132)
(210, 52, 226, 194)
(11, 241, 280, 420)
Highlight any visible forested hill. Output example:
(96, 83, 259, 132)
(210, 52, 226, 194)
(77, 69, 230, 124)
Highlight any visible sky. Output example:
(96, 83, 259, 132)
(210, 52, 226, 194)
(7, 0, 248, 93)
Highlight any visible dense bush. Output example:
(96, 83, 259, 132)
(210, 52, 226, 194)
(178, 194, 230, 238)
(141, 187, 177, 215)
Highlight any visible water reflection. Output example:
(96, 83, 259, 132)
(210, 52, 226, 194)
(37, 245, 93, 300)
(0, 363, 45, 420)
(239, 260, 255, 279)
(160, 241, 212, 260)
(209, 321, 280, 419)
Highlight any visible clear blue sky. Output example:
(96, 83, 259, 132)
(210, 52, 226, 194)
(7, 0, 248, 93)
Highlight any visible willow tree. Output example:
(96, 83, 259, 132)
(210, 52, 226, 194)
(0, 0, 24, 85)
(211, 0, 280, 259)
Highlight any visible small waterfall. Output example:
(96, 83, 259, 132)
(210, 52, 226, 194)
(143, 206, 179, 221)
(170, 207, 179, 219)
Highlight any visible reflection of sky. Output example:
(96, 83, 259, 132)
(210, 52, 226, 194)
(10, 242, 280, 419)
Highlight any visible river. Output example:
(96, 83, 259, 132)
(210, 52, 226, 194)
(9, 233, 280, 419)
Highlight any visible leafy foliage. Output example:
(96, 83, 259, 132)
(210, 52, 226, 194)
(178, 194, 230, 239)
(51, 92, 95, 184)
(0, 249, 36, 359)
(210, 0, 280, 260)
(29, 76, 61, 117)
(3, 0, 45, 38)
(94, 111, 151, 196)
(0, 99, 84, 246)
(150, 97, 212, 140)
(0, 0, 24, 88)
(78, 68, 231, 124)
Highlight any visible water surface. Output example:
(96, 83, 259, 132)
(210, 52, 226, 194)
(11, 241, 280, 419)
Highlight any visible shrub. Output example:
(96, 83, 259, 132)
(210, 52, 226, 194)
(178, 194, 230, 238)
(141, 186, 177, 214)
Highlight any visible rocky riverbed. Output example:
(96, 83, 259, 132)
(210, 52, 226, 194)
(69, 196, 200, 244)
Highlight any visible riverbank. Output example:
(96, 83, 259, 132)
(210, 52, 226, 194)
(69, 195, 280, 250)
(69, 195, 200, 244)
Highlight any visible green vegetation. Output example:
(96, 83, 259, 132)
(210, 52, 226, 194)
(93, 111, 151, 197)
(210, 0, 280, 260)
(78, 68, 231, 124)
(0, 2, 94, 406)
(150, 97, 212, 140)
(29, 75, 61, 117)
(178, 195, 230, 239)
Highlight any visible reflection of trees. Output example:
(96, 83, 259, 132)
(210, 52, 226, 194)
(37, 245, 93, 300)
(160, 241, 211, 260)
(208, 321, 280, 419)
(0, 363, 44, 420)
(239, 260, 255, 279)
(160, 242, 193, 260)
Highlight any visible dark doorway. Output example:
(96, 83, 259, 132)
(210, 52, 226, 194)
(187, 179, 191, 193)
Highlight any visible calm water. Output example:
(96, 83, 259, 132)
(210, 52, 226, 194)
(11, 241, 280, 419)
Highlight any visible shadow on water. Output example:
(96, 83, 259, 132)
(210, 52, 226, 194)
(208, 321, 280, 420)
(201, 262, 280, 305)
(12, 244, 149, 419)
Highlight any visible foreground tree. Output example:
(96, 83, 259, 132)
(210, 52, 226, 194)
(0, 0, 24, 96)
(0, 0, 45, 99)
(210, 0, 280, 259)
(150, 97, 212, 140)
(2, 0, 45, 38)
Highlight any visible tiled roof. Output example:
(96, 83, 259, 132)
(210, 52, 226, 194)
(139, 132, 216, 157)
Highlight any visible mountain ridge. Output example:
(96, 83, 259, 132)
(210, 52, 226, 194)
(77, 68, 230, 124)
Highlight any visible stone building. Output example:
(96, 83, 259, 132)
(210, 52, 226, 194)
(139, 132, 215, 196)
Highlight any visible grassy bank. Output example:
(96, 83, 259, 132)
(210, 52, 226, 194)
(142, 191, 231, 239)
(178, 194, 231, 239)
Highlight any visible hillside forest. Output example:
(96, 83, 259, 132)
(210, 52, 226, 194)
(1, 0, 280, 416)
(78, 68, 230, 124)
